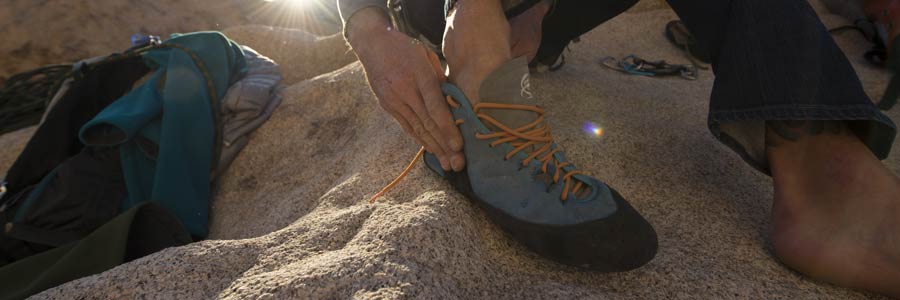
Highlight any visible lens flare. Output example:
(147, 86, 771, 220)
(248, 0, 339, 34)
(583, 121, 604, 138)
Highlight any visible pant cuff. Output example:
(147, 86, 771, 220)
(708, 104, 897, 174)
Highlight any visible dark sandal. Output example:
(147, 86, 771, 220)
(664, 20, 712, 67)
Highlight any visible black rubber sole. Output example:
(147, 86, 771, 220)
(438, 164, 658, 272)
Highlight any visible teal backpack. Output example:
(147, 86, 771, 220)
(0, 31, 247, 300)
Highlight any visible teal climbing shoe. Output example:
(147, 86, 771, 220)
(423, 58, 657, 271)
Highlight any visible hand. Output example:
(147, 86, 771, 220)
(348, 8, 465, 171)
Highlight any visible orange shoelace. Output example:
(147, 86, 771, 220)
(369, 96, 587, 203)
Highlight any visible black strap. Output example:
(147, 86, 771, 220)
(3, 222, 84, 247)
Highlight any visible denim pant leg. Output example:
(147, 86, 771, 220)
(667, 0, 897, 173)
(396, 0, 637, 60)
(534, 0, 639, 66)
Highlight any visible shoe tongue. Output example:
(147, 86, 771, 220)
(478, 58, 591, 199)
(478, 57, 538, 129)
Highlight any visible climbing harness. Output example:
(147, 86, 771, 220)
(599, 55, 698, 80)
(130, 34, 162, 49)
(0, 64, 72, 135)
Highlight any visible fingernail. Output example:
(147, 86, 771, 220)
(451, 155, 465, 172)
(439, 156, 451, 171)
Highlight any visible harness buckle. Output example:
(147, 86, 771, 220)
(130, 34, 162, 49)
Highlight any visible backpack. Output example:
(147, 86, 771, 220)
(0, 53, 151, 265)
(0, 31, 247, 266)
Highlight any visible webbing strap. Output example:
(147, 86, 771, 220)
(3, 222, 83, 247)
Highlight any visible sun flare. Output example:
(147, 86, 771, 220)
(583, 121, 604, 138)
(249, 0, 340, 33)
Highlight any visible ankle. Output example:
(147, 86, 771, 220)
(447, 56, 510, 103)
(765, 120, 888, 224)
(443, 25, 512, 104)
(442, 0, 512, 103)
(765, 121, 867, 174)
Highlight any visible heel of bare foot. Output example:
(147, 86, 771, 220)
(766, 120, 900, 298)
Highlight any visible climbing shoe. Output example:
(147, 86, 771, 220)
(425, 58, 657, 271)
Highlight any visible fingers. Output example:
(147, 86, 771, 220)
(382, 100, 452, 171)
(426, 49, 447, 82)
(405, 88, 461, 171)
(417, 72, 466, 172)
(364, 41, 465, 173)
(401, 44, 464, 172)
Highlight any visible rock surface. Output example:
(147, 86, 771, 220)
(0, 0, 341, 82)
(1, 1, 898, 299)
(222, 25, 354, 85)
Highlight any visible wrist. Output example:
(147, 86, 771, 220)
(346, 7, 393, 49)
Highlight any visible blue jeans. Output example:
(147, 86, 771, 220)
(396, 0, 898, 173)
(669, 0, 896, 172)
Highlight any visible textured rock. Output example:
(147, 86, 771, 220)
(0, 0, 341, 82)
(0, 2, 898, 300)
(222, 25, 354, 85)
(0, 0, 241, 81)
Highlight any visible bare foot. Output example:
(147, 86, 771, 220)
(442, 0, 513, 105)
(509, 1, 550, 62)
(766, 120, 900, 298)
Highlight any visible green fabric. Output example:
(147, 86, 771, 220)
(0, 203, 148, 300)
(78, 32, 247, 238)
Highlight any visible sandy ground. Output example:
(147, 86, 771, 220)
(1, 1, 898, 299)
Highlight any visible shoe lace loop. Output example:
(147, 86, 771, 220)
(369, 96, 587, 203)
(466, 98, 587, 201)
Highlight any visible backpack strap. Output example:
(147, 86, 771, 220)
(3, 222, 83, 247)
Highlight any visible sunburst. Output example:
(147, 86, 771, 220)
(247, 0, 341, 34)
